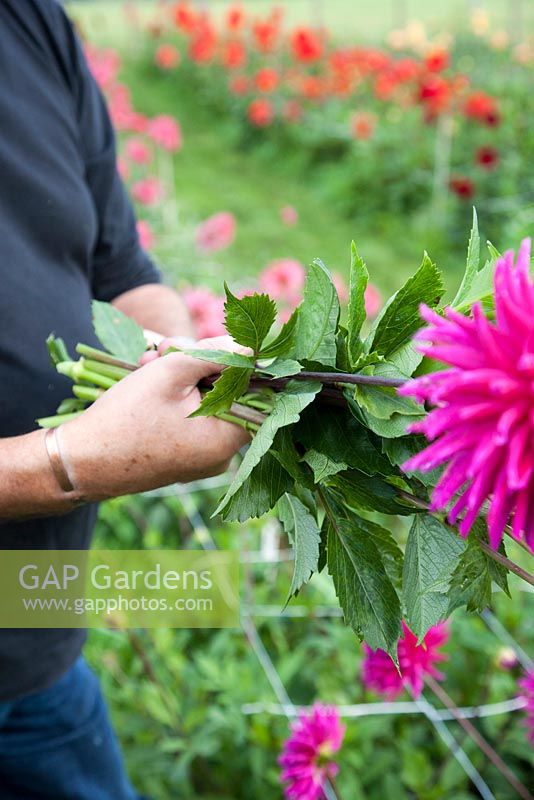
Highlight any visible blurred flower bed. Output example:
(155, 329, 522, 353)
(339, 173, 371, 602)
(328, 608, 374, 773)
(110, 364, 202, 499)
(140, 3, 534, 239)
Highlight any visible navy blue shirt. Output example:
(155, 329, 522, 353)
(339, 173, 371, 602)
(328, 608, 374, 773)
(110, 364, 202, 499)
(0, 0, 161, 701)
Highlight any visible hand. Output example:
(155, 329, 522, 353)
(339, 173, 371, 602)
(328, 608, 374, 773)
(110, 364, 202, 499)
(60, 340, 250, 500)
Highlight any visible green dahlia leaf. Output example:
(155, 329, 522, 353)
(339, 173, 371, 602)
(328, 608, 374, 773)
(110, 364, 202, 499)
(92, 301, 146, 364)
(402, 515, 465, 641)
(369, 253, 444, 358)
(301, 450, 347, 483)
(191, 366, 252, 417)
(293, 259, 340, 367)
(295, 405, 393, 477)
(224, 285, 276, 354)
(270, 428, 315, 489)
(326, 509, 401, 657)
(447, 520, 510, 613)
(451, 207, 481, 309)
(221, 452, 293, 522)
(182, 349, 255, 369)
(214, 380, 321, 516)
(329, 470, 414, 516)
(257, 358, 302, 378)
(347, 242, 369, 366)
(278, 493, 321, 600)
(259, 308, 299, 358)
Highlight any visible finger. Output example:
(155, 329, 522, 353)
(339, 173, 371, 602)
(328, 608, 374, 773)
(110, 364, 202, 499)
(157, 335, 197, 356)
(196, 335, 252, 356)
(160, 350, 227, 387)
(139, 350, 160, 366)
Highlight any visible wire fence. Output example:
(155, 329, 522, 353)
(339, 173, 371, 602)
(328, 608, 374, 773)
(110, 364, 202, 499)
(149, 479, 533, 800)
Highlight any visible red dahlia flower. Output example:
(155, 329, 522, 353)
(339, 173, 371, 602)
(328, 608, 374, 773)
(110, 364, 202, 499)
(400, 239, 534, 552)
(475, 145, 500, 169)
(155, 44, 180, 70)
(464, 91, 501, 126)
(248, 98, 274, 127)
(279, 704, 345, 800)
(350, 111, 376, 140)
(450, 176, 475, 199)
(291, 27, 324, 63)
(228, 75, 249, 95)
(222, 40, 246, 69)
(362, 622, 449, 699)
(226, 5, 245, 31)
(424, 49, 450, 72)
(254, 67, 280, 93)
(173, 2, 197, 34)
(252, 18, 279, 53)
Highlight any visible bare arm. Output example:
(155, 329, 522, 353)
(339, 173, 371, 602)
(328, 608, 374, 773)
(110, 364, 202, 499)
(112, 283, 195, 339)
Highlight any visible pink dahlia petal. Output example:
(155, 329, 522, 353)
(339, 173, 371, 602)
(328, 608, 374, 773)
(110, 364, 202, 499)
(362, 622, 449, 699)
(399, 239, 534, 553)
(279, 704, 345, 800)
(518, 669, 534, 743)
(196, 212, 236, 253)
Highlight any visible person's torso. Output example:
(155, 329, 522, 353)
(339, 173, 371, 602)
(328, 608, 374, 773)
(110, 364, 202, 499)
(0, 0, 101, 701)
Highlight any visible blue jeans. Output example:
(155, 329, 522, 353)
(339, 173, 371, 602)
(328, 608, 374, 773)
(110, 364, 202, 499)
(0, 657, 144, 799)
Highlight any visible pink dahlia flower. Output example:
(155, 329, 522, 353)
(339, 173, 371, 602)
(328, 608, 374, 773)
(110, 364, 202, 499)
(279, 704, 345, 800)
(400, 239, 534, 552)
(518, 669, 534, 743)
(362, 621, 449, 699)
(131, 177, 164, 206)
(147, 115, 182, 153)
(182, 287, 226, 339)
(136, 220, 155, 251)
(196, 212, 236, 253)
(333, 273, 349, 305)
(259, 259, 306, 303)
(125, 137, 152, 165)
(365, 283, 382, 318)
(280, 205, 299, 226)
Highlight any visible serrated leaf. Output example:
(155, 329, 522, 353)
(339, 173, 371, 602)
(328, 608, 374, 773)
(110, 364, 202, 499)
(182, 349, 255, 369)
(295, 405, 393, 477)
(293, 259, 340, 367)
(387, 339, 424, 377)
(214, 380, 321, 515)
(452, 259, 495, 315)
(364, 520, 404, 590)
(191, 367, 252, 417)
(257, 358, 302, 378)
(224, 286, 276, 354)
(347, 242, 369, 366)
(329, 470, 414, 516)
(302, 450, 347, 482)
(403, 516, 465, 640)
(278, 493, 321, 600)
(382, 436, 439, 488)
(369, 254, 444, 357)
(354, 383, 423, 420)
(92, 301, 146, 363)
(269, 428, 315, 490)
(259, 309, 299, 358)
(451, 208, 480, 309)
(221, 453, 293, 522)
(326, 510, 401, 656)
(447, 520, 510, 613)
